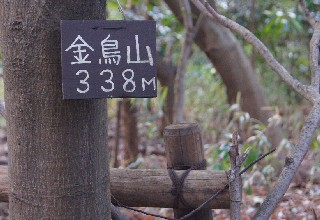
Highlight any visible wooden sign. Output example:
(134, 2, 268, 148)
(61, 20, 157, 99)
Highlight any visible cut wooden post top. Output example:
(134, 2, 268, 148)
(164, 123, 204, 169)
(163, 123, 201, 136)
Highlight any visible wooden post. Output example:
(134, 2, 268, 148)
(164, 123, 213, 220)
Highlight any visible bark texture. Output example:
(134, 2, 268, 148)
(228, 136, 242, 220)
(0, 1, 110, 219)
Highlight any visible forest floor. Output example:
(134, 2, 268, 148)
(0, 122, 320, 220)
(116, 149, 320, 220)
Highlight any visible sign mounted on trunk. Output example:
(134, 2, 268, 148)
(61, 20, 157, 99)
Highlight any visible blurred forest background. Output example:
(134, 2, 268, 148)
(1, 0, 320, 219)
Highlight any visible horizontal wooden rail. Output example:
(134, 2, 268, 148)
(0, 166, 229, 209)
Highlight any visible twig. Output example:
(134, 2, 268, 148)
(309, 24, 320, 89)
(240, 148, 276, 175)
(116, 0, 126, 20)
(190, 0, 319, 103)
(112, 195, 174, 220)
(178, 185, 229, 220)
(298, 0, 316, 28)
(229, 131, 242, 220)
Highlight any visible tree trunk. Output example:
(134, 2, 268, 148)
(157, 57, 175, 135)
(0, 1, 110, 219)
(122, 99, 139, 165)
(164, 0, 282, 147)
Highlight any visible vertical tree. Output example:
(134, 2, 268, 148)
(0, 1, 110, 219)
(122, 99, 139, 165)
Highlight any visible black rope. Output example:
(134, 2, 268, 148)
(111, 195, 174, 220)
(167, 160, 207, 208)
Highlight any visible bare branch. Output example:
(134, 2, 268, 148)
(229, 131, 242, 220)
(181, 0, 193, 29)
(193, 12, 205, 36)
(310, 24, 320, 89)
(175, 0, 194, 123)
(240, 148, 276, 175)
(112, 195, 174, 220)
(298, 0, 316, 28)
(190, 0, 319, 102)
(254, 104, 320, 219)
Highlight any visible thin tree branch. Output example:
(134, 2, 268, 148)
(309, 24, 320, 90)
(190, 0, 319, 103)
(193, 12, 205, 36)
(112, 195, 174, 220)
(254, 104, 320, 219)
(175, 0, 194, 123)
(240, 148, 276, 175)
(298, 0, 316, 28)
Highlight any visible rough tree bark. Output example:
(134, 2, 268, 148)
(0, 1, 110, 219)
(164, 0, 282, 147)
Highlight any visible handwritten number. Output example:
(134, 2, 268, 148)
(76, 70, 89, 93)
(100, 70, 114, 92)
(76, 69, 140, 94)
(122, 69, 136, 92)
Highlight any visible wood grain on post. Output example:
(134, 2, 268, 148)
(0, 166, 229, 208)
(164, 123, 213, 220)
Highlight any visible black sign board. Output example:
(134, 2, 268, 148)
(61, 20, 157, 99)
